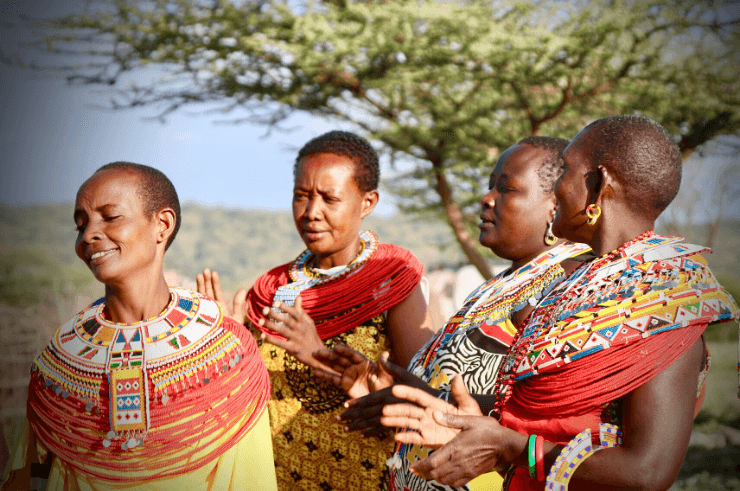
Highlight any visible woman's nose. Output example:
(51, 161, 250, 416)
(81, 221, 103, 243)
(480, 191, 495, 209)
(305, 197, 322, 219)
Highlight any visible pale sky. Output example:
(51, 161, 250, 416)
(1, 0, 737, 225)
(0, 0, 399, 215)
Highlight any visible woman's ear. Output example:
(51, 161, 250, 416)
(360, 190, 379, 219)
(156, 208, 177, 246)
(547, 194, 558, 222)
(595, 165, 617, 204)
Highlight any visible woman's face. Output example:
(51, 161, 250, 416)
(553, 132, 594, 243)
(74, 169, 161, 286)
(478, 144, 558, 265)
(292, 153, 377, 269)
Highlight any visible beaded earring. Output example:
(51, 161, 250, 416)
(544, 221, 557, 246)
(585, 204, 601, 225)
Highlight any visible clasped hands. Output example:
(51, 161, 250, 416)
(197, 268, 516, 486)
(196, 268, 329, 371)
(315, 347, 516, 487)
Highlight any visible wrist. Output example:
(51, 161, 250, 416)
(500, 429, 530, 468)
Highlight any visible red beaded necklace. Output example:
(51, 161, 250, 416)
(489, 230, 655, 419)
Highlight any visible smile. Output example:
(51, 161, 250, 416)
(89, 249, 117, 261)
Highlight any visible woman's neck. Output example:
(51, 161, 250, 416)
(103, 274, 171, 324)
(590, 215, 655, 257)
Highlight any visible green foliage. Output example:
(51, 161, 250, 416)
(672, 472, 740, 491)
(33, 0, 740, 273)
(0, 203, 465, 292)
(168, 203, 467, 290)
(0, 245, 95, 306)
(698, 341, 740, 424)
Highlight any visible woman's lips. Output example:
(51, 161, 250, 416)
(302, 230, 326, 240)
(88, 248, 117, 264)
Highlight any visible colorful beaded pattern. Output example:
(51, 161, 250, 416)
(410, 242, 592, 379)
(545, 423, 623, 490)
(390, 242, 591, 491)
(489, 234, 740, 419)
(272, 230, 378, 310)
(33, 288, 241, 443)
(27, 288, 270, 481)
(545, 428, 594, 490)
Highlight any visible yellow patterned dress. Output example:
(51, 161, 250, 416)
(249, 314, 394, 491)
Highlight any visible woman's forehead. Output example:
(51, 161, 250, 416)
(76, 169, 142, 207)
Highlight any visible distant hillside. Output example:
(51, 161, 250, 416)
(1, 203, 738, 301)
(0, 203, 468, 297)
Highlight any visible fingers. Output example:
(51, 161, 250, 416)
(262, 306, 292, 326)
(260, 331, 290, 351)
(410, 448, 451, 480)
(270, 300, 303, 321)
(313, 366, 342, 384)
(391, 385, 447, 411)
(202, 268, 215, 299)
(450, 375, 483, 416)
(378, 354, 407, 382)
(232, 288, 247, 321)
(196, 272, 206, 295)
(392, 429, 428, 446)
(313, 348, 354, 372)
(379, 404, 428, 431)
(334, 344, 370, 365)
(432, 411, 470, 430)
(341, 414, 386, 435)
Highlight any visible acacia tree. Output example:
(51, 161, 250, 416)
(35, 0, 740, 278)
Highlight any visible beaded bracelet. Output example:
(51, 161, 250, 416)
(528, 434, 538, 479)
(535, 435, 545, 481)
(546, 428, 595, 490)
(546, 424, 623, 489)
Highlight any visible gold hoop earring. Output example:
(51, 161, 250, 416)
(586, 204, 601, 225)
(544, 221, 557, 246)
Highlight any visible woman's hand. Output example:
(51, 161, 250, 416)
(381, 375, 483, 449)
(314, 346, 395, 399)
(259, 295, 332, 372)
(196, 268, 247, 323)
(393, 377, 525, 487)
(338, 357, 435, 437)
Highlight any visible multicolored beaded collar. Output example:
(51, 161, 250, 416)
(272, 230, 378, 309)
(410, 241, 591, 379)
(490, 232, 740, 418)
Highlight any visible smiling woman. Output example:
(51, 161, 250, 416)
(2, 162, 276, 491)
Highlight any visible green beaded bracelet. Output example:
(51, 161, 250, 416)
(528, 434, 538, 479)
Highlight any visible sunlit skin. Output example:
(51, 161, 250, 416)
(197, 150, 435, 372)
(314, 142, 577, 439)
(292, 153, 378, 269)
(74, 169, 176, 324)
(554, 130, 654, 256)
(479, 143, 561, 270)
(383, 126, 703, 491)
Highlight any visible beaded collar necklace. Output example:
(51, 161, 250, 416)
(489, 230, 655, 418)
(411, 242, 591, 378)
(273, 230, 378, 309)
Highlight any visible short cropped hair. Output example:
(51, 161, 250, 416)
(518, 136, 570, 193)
(94, 161, 181, 250)
(295, 131, 380, 193)
(581, 116, 682, 217)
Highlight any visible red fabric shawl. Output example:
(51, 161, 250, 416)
(246, 243, 424, 340)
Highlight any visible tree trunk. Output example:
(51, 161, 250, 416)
(434, 169, 494, 280)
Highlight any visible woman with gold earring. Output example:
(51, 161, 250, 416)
(315, 136, 591, 491)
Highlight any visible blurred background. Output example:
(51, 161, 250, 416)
(1, 0, 739, 488)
